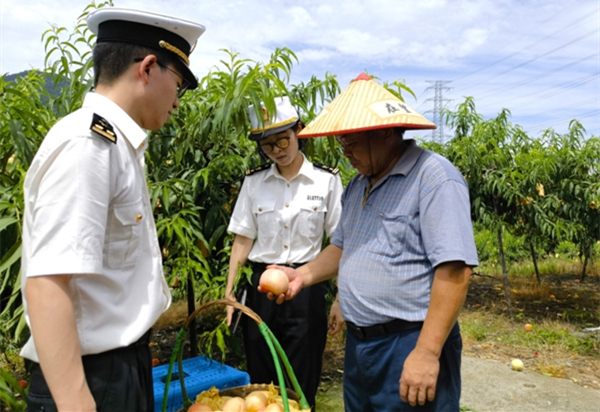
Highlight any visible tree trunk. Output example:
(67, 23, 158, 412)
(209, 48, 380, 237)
(187, 275, 198, 358)
(529, 240, 541, 285)
(497, 226, 514, 320)
(581, 249, 589, 282)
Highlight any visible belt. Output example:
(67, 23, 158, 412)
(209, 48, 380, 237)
(346, 319, 423, 341)
(249, 261, 306, 270)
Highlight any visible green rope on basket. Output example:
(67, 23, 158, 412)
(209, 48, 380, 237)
(258, 322, 290, 412)
(162, 299, 311, 412)
(162, 328, 188, 412)
(266, 328, 311, 411)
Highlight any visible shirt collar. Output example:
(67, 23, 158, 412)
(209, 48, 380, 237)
(389, 139, 423, 176)
(356, 139, 424, 187)
(264, 153, 314, 182)
(82, 92, 149, 151)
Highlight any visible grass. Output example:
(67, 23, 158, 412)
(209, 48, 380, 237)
(460, 311, 599, 357)
(460, 259, 600, 389)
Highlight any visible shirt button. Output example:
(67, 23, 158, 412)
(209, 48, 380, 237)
(287, 183, 290, 188)
(140, 142, 145, 148)
(313, 206, 317, 211)
(258, 207, 263, 212)
(136, 214, 143, 222)
(286, 261, 292, 265)
(284, 245, 289, 249)
(285, 203, 289, 208)
(284, 225, 289, 229)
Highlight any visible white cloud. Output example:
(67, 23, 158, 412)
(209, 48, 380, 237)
(0, 0, 598, 136)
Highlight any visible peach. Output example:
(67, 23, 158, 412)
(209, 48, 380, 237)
(221, 397, 246, 412)
(259, 269, 289, 295)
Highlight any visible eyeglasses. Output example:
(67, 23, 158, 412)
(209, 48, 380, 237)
(134, 58, 189, 99)
(260, 137, 291, 154)
(335, 135, 360, 150)
(156, 61, 189, 99)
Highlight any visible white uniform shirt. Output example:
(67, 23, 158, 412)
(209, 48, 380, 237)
(20, 92, 170, 362)
(227, 154, 343, 264)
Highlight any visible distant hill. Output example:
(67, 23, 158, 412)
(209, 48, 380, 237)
(3, 70, 69, 97)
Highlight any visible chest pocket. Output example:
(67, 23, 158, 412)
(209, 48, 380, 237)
(371, 208, 409, 257)
(254, 200, 278, 238)
(298, 202, 327, 237)
(106, 202, 144, 269)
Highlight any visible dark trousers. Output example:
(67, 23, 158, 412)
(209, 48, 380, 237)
(241, 261, 328, 410)
(26, 330, 154, 412)
(344, 322, 462, 412)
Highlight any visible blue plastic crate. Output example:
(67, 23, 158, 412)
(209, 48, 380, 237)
(153, 355, 250, 412)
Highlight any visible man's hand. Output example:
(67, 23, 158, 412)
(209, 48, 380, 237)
(399, 347, 439, 406)
(26, 275, 96, 411)
(258, 265, 305, 304)
(328, 297, 345, 335)
(399, 261, 471, 407)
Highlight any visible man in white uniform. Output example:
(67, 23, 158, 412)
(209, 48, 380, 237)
(20, 8, 205, 411)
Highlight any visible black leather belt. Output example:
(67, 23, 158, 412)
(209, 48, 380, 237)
(346, 319, 423, 341)
(249, 261, 306, 270)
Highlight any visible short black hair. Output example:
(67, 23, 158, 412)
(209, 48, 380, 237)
(92, 42, 183, 87)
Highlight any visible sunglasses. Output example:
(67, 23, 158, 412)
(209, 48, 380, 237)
(260, 137, 291, 154)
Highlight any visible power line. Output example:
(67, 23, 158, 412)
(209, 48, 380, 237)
(475, 52, 598, 102)
(525, 109, 600, 133)
(453, 4, 594, 83)
(488, 73, 599, 111)
(458, 28, 598, 91)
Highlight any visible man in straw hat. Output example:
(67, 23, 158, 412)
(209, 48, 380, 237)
(20, 7, 205, 411)
(262, 73, 478, 411)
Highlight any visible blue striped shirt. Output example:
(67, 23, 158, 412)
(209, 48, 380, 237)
(331, 140, 479, 326)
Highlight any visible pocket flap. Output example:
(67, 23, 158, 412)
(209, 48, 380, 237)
(254, 200, 276, 215)
(113, 203, 144, 226)
(300, 202, 328, 213)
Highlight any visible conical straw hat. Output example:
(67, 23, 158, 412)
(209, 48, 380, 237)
(299, 73, 436, 138)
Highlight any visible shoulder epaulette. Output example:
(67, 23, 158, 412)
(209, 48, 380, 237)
(245, 163, 271, 176)
(313, 162, 339, 175)
(90, 113, 117, 144)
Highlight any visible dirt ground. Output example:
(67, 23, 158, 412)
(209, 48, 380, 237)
(151, 272, 599, 386)
(149, 271, 599, 410)
(462, 272, 600, 391)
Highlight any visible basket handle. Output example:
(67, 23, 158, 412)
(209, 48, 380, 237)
(165, 299, 310, 412)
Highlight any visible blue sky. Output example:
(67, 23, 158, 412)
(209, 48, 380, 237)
(1, 0, 598, 140)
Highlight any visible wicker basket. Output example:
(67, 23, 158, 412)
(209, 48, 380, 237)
(218, 383, 300, 402)
(165, 299, 310, 412)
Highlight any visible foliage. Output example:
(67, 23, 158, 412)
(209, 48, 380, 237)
(1, 2, 599, 395)
(0, 368, 27, 412)
(440, 98, 599, 277)
(0, 1, 113, 350)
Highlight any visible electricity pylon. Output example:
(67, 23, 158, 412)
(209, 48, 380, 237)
(424, 81, 452, 143)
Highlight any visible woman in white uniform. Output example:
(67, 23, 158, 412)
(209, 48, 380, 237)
(225, 96, 344, 410)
